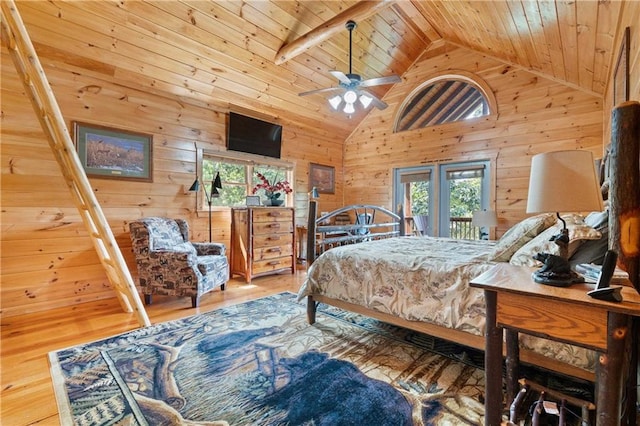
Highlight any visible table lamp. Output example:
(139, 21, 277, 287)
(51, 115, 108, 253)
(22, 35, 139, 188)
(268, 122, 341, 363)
(472, 209, 497, 240)
(526, 150, 604, 285)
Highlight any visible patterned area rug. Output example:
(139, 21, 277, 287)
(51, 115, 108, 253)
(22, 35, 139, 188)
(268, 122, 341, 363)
(50, 292, 491, 425)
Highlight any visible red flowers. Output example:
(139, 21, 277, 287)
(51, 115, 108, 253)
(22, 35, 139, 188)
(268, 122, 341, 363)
(252, 172, 293, 196)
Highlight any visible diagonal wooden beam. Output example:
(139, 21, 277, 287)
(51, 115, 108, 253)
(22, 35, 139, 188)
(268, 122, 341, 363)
(274, 0, 397, 65)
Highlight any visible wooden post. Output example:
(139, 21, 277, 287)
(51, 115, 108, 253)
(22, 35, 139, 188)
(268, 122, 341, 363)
(609, 100, 639, 426)
(596, 312, 630, 426)
(306, 200, 318, 264)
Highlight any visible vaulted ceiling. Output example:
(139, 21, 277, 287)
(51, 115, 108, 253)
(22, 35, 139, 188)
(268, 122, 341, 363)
(8, 1, 625, 140)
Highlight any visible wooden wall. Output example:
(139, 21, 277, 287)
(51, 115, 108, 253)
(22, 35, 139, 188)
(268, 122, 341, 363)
(0, 49, 343, 317)
(343, 42, 605, 235)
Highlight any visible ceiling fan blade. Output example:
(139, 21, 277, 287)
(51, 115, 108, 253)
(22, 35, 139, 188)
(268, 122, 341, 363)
(359, 89, 388, 110)
(329, 70, 353, 85)
(359, 74, 402, 88)
(299, 86, 342, 97)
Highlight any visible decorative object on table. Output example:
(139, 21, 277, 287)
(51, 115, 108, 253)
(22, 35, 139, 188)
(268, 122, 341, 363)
(189, 172, 222, 242)
(526, 150, 604, 286)
(471, 209, 498, 240)
(309, 163, 335, 194)
(252, 172, 292, 206)
(73, 121, 153, 182)
(245, 195, 261, 206)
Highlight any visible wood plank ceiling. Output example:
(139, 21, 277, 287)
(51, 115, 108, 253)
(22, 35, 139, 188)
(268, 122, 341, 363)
(10, 1, 623, 140)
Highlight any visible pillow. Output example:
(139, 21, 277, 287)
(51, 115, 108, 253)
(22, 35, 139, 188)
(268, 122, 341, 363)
(488, 213, 556, 262)
(510, 219, 602, 267)
(569, 210, 609, 267)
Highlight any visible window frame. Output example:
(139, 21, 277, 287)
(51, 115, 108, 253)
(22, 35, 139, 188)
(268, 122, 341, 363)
(195, 149, 294, 211)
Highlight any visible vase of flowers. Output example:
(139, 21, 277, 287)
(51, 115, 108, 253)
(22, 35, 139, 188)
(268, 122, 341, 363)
(252, 172, 293, 206)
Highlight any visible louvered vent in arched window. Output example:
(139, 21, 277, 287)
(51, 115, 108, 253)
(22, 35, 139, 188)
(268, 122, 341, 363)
(395, 78, 491, 132)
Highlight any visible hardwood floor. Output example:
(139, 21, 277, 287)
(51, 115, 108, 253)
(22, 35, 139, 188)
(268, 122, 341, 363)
(0, 269, 306, 425)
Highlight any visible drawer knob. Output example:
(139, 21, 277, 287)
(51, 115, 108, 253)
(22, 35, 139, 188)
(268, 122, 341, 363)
(268, 247, 282, 253)
(267, 261, 280, 266)
(269, 223, 281, 228)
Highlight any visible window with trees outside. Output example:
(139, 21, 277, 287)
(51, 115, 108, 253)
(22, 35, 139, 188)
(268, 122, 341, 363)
(200, 152, 294, 209)
(394, 160, 491, 239)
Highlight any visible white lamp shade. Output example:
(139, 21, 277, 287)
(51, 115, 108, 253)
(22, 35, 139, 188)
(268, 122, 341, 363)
(343, 102, 355, 114)
(328, 95, 342, 110)
(526, 150, 604, 214)
(359, 94, 373, 108)
(472, 210, 498, 227)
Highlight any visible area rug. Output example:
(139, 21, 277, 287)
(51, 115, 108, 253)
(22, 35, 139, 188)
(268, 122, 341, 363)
(49, 292, 494, 425)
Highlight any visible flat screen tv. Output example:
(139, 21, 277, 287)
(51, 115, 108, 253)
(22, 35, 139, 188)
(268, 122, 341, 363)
(227, 112, 282, 159)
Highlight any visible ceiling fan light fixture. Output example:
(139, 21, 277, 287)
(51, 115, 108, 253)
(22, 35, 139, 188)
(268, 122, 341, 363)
(343, 102, 355, 114)
(328, 95, 342, 110)
(359, 94, 373, 108)
(343, 90, 358, 104)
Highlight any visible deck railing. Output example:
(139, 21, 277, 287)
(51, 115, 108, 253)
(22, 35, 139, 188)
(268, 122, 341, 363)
(409, 216, 481, 240)
(449, 217, 480, 240)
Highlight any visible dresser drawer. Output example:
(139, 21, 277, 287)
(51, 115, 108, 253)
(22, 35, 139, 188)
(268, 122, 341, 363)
(252, 208, 294, 223)
(253, 221, 293, 234)
(252, 257, 293, 275)
(254, 234, 293, 248)
(253, 244, 294, 261)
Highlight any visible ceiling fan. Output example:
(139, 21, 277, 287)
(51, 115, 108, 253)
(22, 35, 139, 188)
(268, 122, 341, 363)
(298, 20, 401, 114)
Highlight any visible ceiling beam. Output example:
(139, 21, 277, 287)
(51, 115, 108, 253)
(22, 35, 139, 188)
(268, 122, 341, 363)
(274, 0, 397, 65)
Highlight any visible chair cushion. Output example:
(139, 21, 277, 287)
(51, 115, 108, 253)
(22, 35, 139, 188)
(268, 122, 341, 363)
(148, 219, 186, 250)
(198, 256, 232, 275)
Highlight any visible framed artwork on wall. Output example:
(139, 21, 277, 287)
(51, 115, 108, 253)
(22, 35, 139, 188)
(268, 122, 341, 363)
(613, 26, 630, 107)
(309, 163, 335, 194)
(73, 121, 153, 182)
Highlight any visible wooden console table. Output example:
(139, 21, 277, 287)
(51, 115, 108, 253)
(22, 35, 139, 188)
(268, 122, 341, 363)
(470, 263, 640, 426)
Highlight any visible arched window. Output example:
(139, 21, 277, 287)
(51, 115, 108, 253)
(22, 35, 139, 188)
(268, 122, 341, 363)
(394, 72, 495, 133)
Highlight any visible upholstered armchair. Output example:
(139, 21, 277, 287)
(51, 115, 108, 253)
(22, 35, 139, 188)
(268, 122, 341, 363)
(129, 217, 229, 308)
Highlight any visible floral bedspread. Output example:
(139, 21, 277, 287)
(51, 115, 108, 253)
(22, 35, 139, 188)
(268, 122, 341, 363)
(298, 236, 595, 372)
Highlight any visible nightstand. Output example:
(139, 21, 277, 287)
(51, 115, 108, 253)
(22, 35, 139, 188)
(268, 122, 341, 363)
(470, 263, 640, 426)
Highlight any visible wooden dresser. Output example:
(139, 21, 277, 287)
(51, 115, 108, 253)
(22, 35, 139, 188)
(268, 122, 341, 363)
(230, 207, 296, 282)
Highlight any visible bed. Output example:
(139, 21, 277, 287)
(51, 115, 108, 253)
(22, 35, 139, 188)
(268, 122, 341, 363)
(298, 102, 640, 384)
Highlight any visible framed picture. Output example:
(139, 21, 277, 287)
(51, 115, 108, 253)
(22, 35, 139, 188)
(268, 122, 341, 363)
(309, 162, 335, 194)
(73, 121, 153, 182)
(613, 26, 630, 106)
(245, 195, 261, 206)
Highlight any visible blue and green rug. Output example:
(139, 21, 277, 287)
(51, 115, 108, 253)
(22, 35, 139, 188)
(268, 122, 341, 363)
(50, 292, 493, 425)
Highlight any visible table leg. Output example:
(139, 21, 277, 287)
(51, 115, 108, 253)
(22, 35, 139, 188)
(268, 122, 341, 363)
(596, 312, 630, 426)
(505, 329, 520, 406)
(484, 290, 504, 426)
